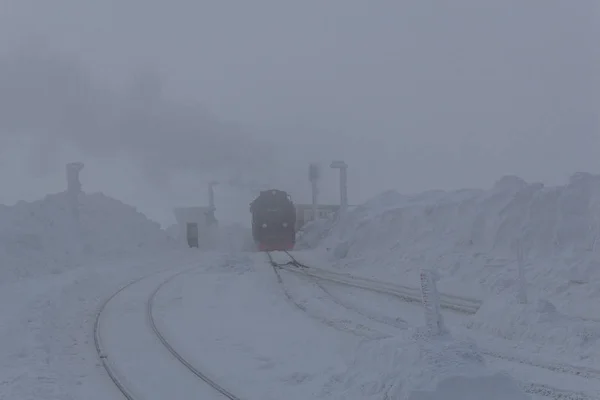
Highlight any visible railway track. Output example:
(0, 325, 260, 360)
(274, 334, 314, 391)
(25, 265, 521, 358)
(266, 250, 600, 400)
(94, 268, 241, 400)
(266, 250, 385, 338)
(91, 253, 600, 400)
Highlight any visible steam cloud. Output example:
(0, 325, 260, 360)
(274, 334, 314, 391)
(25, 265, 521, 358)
(0, 45, 278, 187)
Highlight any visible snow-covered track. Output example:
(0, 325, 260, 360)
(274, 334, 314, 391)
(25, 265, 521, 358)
(94, 268, 241, 400)
(94, 277, 144, 400)
(313, 278, 409, 329)
(266, 251, 386, 339)
(272, 251, 480, 314)
(267, 251, 600, 400)
(274, 252, 600, 378)
(147, 271, 241, 400)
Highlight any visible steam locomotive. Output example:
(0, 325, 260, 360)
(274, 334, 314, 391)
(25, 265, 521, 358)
(250, 189, 296, 251)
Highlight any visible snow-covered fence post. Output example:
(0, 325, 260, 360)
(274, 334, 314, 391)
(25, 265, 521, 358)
(420, 267, 447, 336)
(516, 239, 527, 304)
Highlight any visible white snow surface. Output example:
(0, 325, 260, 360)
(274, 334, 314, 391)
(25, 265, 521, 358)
(0, 191, 177, 284)
(3, 180, 600, 400)
(465, 293, 600, 363)
(0, 247, 211, 400)
(326, 329, 529, 400)
(305, 172, 600, 315)
(153, 253, 529, 400)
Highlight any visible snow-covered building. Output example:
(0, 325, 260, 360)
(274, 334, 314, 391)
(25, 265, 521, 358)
(294, 204, 340, 230)
(173, 206, 218, 249)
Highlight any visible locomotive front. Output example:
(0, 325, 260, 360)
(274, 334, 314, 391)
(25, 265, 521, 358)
(250, 189, 296, 252)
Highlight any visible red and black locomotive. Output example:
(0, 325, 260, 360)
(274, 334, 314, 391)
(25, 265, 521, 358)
(250, 189, 296, 251)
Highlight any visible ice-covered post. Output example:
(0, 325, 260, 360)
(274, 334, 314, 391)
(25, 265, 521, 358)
(309, 163, 320, 222)
(516, 239, 528, 304)
(330, 160, 348, 215)
(420, 267, 447, 336)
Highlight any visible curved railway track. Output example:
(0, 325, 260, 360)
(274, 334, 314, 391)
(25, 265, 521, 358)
(90, 253, 600, 400)
(267, 250, 600, 400)
(147, 271, 241, 400)
(94, 268, 241, 400)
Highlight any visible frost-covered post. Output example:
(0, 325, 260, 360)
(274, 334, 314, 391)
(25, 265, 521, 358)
(420, 267, 447, 336)
(516, 239, 528, 304)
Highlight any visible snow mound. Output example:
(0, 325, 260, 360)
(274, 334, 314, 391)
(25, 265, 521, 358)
(324, 328, 529, 400)
(309, 172, 600, 306)
(0, 191, 175, 283)
(465, 294, 600, 362)
(295, 218, 336, 250)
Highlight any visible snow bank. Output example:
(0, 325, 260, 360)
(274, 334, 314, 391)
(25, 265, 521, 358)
(324, 328, 529, 400)
(306, 172, 600, 308)
(465, 294, 600, 362)
(0, 191, 175, 283)
(295, 218, 336, 250)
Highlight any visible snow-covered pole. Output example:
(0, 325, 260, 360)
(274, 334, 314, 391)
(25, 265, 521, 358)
(311, 181, 318, 221)
(309, 163, 320, 222)
(208, 180, 218, 212)
(330, 160, 348, 215)
(340, 165, 347, 212)
(419, 267, 447, 336)
(516, 239, 528, 304)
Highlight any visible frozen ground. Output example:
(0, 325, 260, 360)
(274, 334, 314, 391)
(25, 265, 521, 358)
(0, 247, 210, 400)
(0, 189, 200, 399)
(271, 251, 600, 399)
(4, 174, 600, 399)
(152, 253, 535, 399)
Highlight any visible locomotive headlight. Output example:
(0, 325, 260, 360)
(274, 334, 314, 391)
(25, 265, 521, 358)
(282, 222, 288, 228)
(262, 223, 267, 228)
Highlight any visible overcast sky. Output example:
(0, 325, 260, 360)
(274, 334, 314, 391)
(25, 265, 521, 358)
(0, 0, 598, 226)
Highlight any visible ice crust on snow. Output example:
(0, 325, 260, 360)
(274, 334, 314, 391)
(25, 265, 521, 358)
(0, 191, 175, 283)
(305, 172, 600, 309)
(325, 328, 529, 400)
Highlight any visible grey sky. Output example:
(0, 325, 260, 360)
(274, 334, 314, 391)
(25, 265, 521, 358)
(0, 0, 598, 226)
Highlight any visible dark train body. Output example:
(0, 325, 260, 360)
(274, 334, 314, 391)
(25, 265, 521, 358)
(250, 189, 296, 251)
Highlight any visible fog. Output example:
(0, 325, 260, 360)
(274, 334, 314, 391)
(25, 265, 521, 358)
(0, 0, 598, 226)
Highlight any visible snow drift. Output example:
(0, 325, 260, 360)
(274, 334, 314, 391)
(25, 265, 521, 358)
(324, 328, 529, 400)
(465, 293, 600, 363)
(304, 172, 600, 310)
(295, 218, 336, 250)
(0, 191, 175, 283)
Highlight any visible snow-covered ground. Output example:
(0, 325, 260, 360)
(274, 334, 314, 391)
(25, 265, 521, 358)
(299, 173, 600, 357)
(4, 174, 600, 399)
